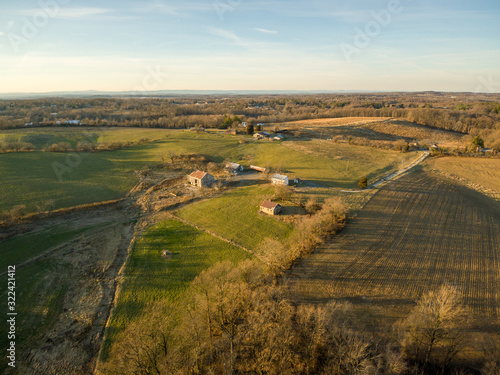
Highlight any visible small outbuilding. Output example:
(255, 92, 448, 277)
(250, 165, 267, 173)
(409, 142, 419, 151)
(253, 131, 271, 139)
(226, 162, 244, 174)
(260, 200, 282, 215)
(188, 171, 214, 188)
(271, 174, 289, 186)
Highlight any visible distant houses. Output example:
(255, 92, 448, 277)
(188, 171, 214, 188)
(476, 147, 496, 155)
(260, 200, 282, 215)
(253, 131, 271, 139)
(271, 174, 289, 186)
(253, 131, 284, 141)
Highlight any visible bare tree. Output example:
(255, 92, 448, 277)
(399, 285, 469, 371)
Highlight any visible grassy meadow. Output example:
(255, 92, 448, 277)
(0, 128, 419, 214)
(0, 224, 99, 370)
(101, 218, 252, 360)
(0, 126, 173, 150)
(425, 156, 500, 201)
(176, 185, 295, 250)
(0, 223, 95, 269)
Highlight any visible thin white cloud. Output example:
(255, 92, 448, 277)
(56, 8, 111, 18)
(207, 27, 241, 43)
(0, 32, 4, 36)
(135, 2, 179, 16)
(6, 7, 111, 19)
(134, 1, 214, 16)
(255, 28, 278, 35)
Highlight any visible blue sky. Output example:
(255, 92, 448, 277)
(0, 0, 499, 93)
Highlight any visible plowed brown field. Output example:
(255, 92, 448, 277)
(288, 169, 500, 327)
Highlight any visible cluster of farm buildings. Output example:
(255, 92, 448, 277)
(187, 163, 299, 216)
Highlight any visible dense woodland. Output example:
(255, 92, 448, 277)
(1, 92, 500, 147)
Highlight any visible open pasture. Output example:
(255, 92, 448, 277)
(425, 157, 500, 201)
(288, 169, 500, 326)
(280, 117, 385, 128)
(0, 126, 173, 150)
(176, 185, 294, 250)
(281, 117, 466, 146)
(0, 129, 418, 214)
(101, 218, 251, 360)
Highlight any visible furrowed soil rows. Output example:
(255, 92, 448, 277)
(288, 169, 500, 326)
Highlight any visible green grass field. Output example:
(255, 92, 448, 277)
(0, 126, 174, 150)
(176, 185, 294, 250)
(0, 147, 151, 213)
(0, 224, 94, 270)
(0, 128, 418, 214)
(277, 139, 421, 187)
(101, 218, 252, 360)
(0, 225, 99, 370)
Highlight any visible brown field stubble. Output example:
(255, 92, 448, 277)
(287, 170, 500, 329)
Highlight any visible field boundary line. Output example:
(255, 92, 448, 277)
(340, 150, 430, 192)
(168, 213, 259, 258)
(0, 221, 131, 276)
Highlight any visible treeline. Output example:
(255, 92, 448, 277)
(0, 138, 152, 153)
(1, 93, 499, 139)
(103, 260, 500, 375)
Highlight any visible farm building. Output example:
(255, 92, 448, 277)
(188, 171, 214, 188)
(476, 147, 495, 154)
(273, 134, 284, 141)
(260, 200, 282, 215)
(250, 165, 267, 173)
(409, 142, 419, 150)
(253, 131, 271, 139)
(226, 162, 244, 174)
(271, 174, 289, 185)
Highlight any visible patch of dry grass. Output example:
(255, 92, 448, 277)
(282, 117, 386, 127)
(425, 156, 500, 201)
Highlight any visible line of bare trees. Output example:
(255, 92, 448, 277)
(2, 94, 500, 142)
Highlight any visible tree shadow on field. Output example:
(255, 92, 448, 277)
(279, 205, 306, 216)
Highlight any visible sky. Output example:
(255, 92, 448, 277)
(0, 0, 499, 93)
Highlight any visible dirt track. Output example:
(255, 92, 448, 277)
(287, 169, 500, 328)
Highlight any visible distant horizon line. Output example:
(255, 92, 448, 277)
(1, 89, 499, 100)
